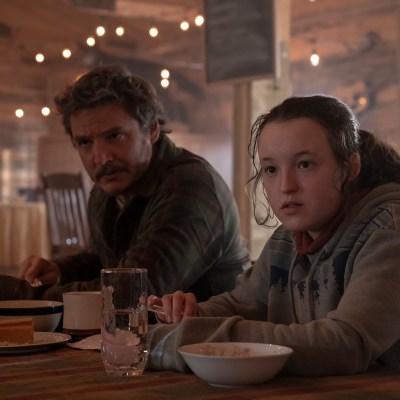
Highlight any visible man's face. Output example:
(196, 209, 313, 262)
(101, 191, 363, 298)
(70, 103, 159, 200)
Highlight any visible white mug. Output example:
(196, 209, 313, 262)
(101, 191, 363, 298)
(62, 291, 102, 337)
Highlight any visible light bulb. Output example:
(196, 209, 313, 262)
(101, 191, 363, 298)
(194, 15, 204, 26)
(35, 53, 45, 63)
(15, 109, 24, 118)
(62, 48, 72, 59)
(180, 21, 189, 31)
(310, 51, 320, 66)
(116, 26, 124, 36)
(86, 37, 96, 47)
(161, 69, 170, 79)
(358, 96, 368, 107)
(96, 26, 106, 37)
(161, 79, 169, 88)
(149, 27, 158, 38)
(41, 107, 50, 117)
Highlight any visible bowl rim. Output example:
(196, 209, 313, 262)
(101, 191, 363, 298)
(178, 342, 294, 359)
(0, 300, 63, 315)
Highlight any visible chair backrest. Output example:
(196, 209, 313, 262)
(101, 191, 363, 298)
(41, 173, 89, 258)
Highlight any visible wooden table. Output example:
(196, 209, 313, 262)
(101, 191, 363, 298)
(0, 345, 399, 399)
(0, 202, 50, 273)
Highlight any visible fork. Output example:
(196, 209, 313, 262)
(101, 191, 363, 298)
(30, 279, 43, 287)
(148, 304, 165, 315)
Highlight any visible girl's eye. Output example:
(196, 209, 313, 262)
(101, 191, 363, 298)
(298, 161, 311, 169)
(263, 166, 276, 175)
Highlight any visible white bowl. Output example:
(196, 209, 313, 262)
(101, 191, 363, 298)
(178, 342, 293, 387)
(0, 300, 63, 332)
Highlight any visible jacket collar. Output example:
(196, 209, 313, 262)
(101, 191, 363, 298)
(131, 133, 176, 198)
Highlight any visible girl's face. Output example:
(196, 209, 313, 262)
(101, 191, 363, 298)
(258, 117, 345, 238)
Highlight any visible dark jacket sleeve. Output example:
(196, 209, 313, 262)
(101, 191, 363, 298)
(0, 274, 101, 302)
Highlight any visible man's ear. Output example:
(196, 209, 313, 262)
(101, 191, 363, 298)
(349, 152, 361, 180)
(150, 122, 160, 144)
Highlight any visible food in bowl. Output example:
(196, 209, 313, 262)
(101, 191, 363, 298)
(193, 343, 252, 357)
(0, 318, 34, 345)
(0, 300, 63, 332)
(178, 342, 293, 387)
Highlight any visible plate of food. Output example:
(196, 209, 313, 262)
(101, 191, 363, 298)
(0, 318, 70, 354)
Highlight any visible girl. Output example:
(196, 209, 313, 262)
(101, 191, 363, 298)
(147, 94, 400, 376)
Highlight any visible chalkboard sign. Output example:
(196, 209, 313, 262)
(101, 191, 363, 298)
(204, 0, 276, 83)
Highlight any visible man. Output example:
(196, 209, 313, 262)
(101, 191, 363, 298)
(1, 64, 249, 302)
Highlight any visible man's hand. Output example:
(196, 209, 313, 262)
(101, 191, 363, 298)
(18, 256, 61, 286)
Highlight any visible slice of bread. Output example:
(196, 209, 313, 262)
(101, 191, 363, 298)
(0, 318, 34, 345)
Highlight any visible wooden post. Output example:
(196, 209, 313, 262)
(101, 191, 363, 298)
(232, 82, 252, 243)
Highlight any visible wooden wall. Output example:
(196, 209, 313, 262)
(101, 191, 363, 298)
(1, 0, 400, 205)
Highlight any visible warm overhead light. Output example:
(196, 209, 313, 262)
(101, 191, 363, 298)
(115, 26, 125, 36)
(149, 26, 158, 38)
(310, 50, 320, 66)
(357, 96, 368, 107)
(35, 53, 45, 63)
(62, 48, 72, 59)
(86, 36, 96, 47)
(180, 21, 190, 31)
(353, 94, 369, 113)
(41, 107, 51, 117)
(160, 79, 170, 89)
(194, 14, 204, 26)
(160, 69, 170, 79)
(96, 26, 106, 37)
(15, 109, 24, 118)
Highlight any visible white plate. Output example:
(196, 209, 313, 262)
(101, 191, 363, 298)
(0, 332, 71, 355)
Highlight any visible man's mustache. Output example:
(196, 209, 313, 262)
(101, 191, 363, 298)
(95, 164, 127, 181)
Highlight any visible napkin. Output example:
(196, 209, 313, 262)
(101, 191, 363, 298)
(67, 334, 101, 350)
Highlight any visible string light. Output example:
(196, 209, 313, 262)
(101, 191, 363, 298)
(160, 69, 170, 89)
(27, 14, 203, 73)
(96, 26, 105, 37)
(86, 36, 96, 47)
(194, 14, 204, 26)
(160, 79, 169, 88)
(41, 107, 51, 117)
(161, 69, 170, 79)
(309, 38, 319, 66)
(62, 48, 72, 59)
(19, 13, 207, 117)
(310, 50, 320, 66)
(180, 20, 190, 31)
(35, 53, 45, 63)
(115, 26, 124, 36)
(149, 26, 158, 38)
(357, 96, 368, 107)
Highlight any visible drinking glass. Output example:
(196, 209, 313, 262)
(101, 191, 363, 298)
(100, 268, 148, 376)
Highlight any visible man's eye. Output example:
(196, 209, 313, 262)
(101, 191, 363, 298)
(75, 139, 91, 148)
(108, 132, 124, 141)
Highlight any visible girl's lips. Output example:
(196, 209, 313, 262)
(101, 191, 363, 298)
(281, 201, 302, 209)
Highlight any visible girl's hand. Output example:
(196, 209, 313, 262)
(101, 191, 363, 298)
(147, 291, 198, 324)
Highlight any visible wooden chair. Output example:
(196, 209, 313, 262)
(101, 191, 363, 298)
(41, 173, 89, 258)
